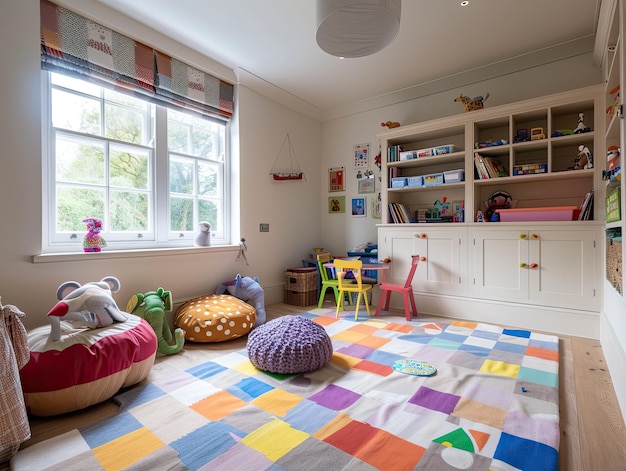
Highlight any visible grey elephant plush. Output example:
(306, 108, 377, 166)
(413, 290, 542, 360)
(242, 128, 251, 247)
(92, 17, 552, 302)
(47, 276, 127, 342)
(126, 288, 184, 355)
(216, 274, 266, 326)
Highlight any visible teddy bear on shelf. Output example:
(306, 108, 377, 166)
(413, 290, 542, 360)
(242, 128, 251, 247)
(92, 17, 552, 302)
(82, 217, 107, 252)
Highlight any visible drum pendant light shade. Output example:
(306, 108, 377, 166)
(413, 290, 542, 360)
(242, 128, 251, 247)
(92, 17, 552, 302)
(316, 0, 401, 58)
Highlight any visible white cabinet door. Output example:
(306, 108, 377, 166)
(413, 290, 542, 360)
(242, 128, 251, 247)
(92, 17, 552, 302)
(377, 228, 417, 286)
(378, 227, 466, 295)
(413, 228, 466, 295)
(471, 229, 529, 301)
(471, 227, 599, 310)
(529, 230, 598, 310)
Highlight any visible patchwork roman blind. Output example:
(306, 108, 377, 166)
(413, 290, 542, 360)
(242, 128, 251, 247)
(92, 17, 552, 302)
(39, 0, 234, 119)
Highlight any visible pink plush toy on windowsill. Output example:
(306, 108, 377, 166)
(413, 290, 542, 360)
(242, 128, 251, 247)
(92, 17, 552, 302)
(82, 217, 107, 252)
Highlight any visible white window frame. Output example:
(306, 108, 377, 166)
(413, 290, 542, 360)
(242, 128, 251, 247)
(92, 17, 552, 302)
(41, 71, 231, 253)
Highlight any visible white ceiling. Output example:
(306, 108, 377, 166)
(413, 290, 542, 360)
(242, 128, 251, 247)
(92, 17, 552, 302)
(95, 0, 602, 120)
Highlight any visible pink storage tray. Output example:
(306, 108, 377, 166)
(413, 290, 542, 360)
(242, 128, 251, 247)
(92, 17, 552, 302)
(495, 206, 579, 222)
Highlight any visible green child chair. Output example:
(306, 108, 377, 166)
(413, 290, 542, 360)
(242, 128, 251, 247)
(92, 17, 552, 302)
(316, 252, 352, 309)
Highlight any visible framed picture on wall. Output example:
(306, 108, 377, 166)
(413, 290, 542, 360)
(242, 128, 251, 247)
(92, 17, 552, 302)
(372, 193, 382, 219)
(354, 143, 370, 168)
(357, 177, 375, 194)
(329, 167, 345, 192)
(328, 196, 345, 213)
(351, 197, 366, 217)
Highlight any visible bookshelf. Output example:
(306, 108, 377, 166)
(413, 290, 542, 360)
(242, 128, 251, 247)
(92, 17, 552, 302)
(378, 86, 602, 225)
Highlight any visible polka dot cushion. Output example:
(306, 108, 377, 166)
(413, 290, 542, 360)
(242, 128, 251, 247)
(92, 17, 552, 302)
(175, 294, 256, 342)
(247, 316, 333, 374)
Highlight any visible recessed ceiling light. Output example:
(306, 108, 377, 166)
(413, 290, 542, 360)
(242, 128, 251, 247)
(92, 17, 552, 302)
(461, 1, 469, 6)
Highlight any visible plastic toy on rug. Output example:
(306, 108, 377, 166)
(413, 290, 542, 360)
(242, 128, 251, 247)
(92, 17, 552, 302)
(216, 274, 266, 326)
(126, 288, 184, 355)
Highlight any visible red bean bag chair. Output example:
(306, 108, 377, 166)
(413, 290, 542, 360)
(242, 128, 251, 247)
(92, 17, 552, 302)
(20, 314, 157, 416)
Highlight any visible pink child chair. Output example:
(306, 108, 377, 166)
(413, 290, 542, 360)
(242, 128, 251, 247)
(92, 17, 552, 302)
(375, 255, 420, 321)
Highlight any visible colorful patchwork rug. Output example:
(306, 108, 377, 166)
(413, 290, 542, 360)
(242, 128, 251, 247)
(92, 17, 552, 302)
(12, 312, 560, 471)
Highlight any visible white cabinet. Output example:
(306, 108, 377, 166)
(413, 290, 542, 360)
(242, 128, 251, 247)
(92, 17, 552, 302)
(413, 228, 466, 296)
(470, 226, 600, 311)
(378, 226, 466, 296)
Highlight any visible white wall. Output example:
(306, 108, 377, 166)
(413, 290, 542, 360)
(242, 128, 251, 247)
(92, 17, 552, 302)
(0, 0, 321, 330)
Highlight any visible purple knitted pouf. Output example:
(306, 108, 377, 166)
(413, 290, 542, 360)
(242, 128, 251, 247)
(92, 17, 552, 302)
(246, 316, 333, 374)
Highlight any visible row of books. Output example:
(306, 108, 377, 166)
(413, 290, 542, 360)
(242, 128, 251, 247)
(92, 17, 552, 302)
(578, 189, 594, 221)
(388, 202, 412, 223)
(388, 145, 402, 162)
(474, 152, 508, 179)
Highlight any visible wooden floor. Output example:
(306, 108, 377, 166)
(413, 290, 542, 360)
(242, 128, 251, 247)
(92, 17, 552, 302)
(7, 301, 626, 471)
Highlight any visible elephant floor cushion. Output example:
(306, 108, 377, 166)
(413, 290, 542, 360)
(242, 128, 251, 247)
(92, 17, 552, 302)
(246, 316, 333, 374)
(175, 294, 256, 343)
(19, 314, 157, 416)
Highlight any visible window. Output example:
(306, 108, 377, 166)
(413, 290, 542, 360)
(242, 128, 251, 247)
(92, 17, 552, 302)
(42, 72, 230, 252)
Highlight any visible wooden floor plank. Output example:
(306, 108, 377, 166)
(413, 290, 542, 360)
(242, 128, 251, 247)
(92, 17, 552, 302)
(571, 337, 626, 471)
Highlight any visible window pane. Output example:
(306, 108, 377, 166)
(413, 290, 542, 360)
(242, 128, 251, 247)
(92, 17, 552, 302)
(51, 72, 100, 96)
(110, 145, 149, 189)
(170, 156, 194, 194)
(104, 89, 148, 111)
(51, 88, 101, 134)
(198, 199, 218, 231)
(105, 102, 147, 145)
(56, 186, 105, 231)
(56, 135, 105, 185)
(110, 190, 149, 231)
(192, 126, 213, 158)
(198, 161, 218, 197)
(168, 119, 189, 154)
(170, 196, 194, 231)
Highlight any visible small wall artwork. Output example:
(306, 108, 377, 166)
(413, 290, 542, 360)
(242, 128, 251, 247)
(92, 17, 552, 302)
(354, 143, 370, 168)
(357, 177, 375, 194)
(329, 167, 345, 192)
(372, 193, 382, 219)
(352, 197, 366, 217)
(329, 196, 345, 214)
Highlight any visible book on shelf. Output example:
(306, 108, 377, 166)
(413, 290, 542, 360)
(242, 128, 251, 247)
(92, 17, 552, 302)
(578, 189, 594, 221)
(474, 152, 490, 179)
(474, 152, 508, 178)
(388, 202, 411, 223)
(387, 145, 401, 162)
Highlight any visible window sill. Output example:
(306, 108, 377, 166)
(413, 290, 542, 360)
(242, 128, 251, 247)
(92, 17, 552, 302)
(33, 245, 239, 263)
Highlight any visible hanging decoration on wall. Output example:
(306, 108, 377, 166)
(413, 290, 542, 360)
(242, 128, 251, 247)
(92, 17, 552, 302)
(354, 143, 370, 168)
(372, 193, 382, 219)
(328, 196, 345, 213)
(270, 133, 305, 181)
(329, 167, 345, 192)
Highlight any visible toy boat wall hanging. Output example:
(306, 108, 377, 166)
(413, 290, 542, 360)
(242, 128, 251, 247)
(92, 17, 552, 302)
(270, 133, 306, 181)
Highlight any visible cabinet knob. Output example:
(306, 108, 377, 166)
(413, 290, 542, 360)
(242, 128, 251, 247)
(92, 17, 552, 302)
(530, 263, 538, 269)
(420, 256, 427, 262)
(422, 233, 427, 238)
(520, 263, 528, 268)
(530, 234, 539, 240)
(519, 234, 527, 239)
